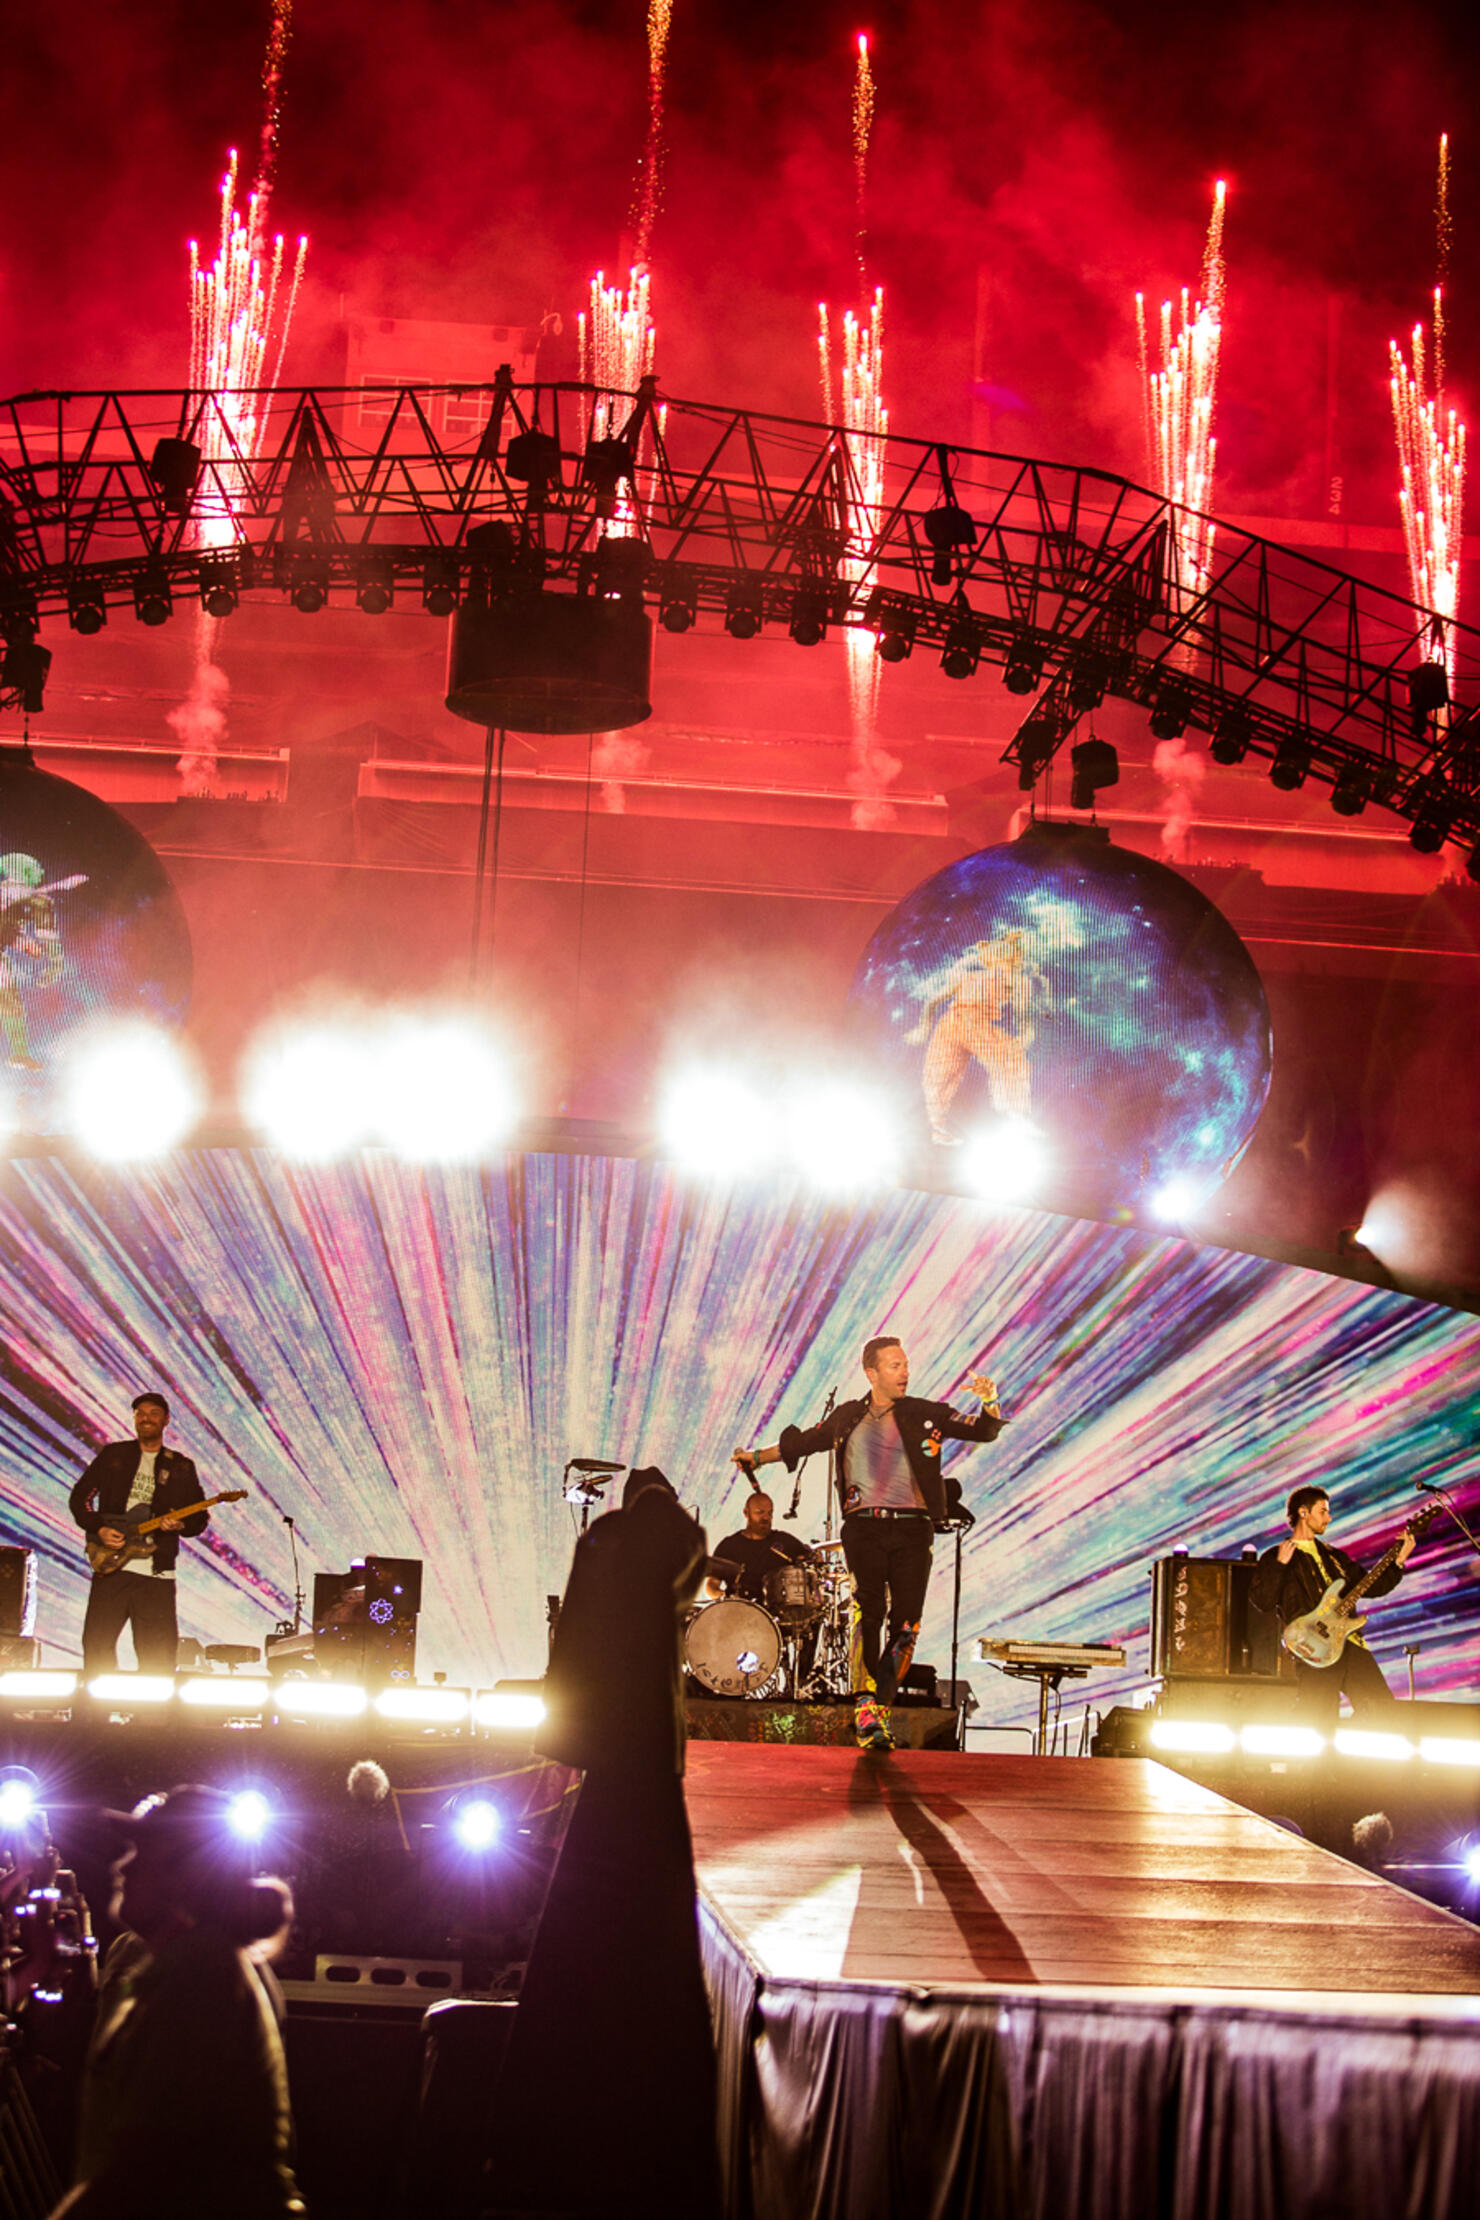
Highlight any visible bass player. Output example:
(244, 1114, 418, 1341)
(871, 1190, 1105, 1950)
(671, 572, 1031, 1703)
(1249, 1484, 1416, 1727)
(68, 1394, 210, 1675)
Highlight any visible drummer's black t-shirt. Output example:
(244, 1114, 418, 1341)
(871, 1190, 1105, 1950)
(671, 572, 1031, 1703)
(712, 1529, 811, 1603)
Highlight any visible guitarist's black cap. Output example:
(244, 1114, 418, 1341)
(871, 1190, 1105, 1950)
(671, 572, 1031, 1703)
(130, 1392, 170, 1419)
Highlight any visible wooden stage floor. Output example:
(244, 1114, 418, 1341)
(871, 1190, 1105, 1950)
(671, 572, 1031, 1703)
(686, 1743, 1480, 1998)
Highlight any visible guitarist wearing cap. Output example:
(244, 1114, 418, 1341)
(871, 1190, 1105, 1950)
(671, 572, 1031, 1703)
(68, 1394, 210, 1675)
(1249, 1484, 1419, 1728)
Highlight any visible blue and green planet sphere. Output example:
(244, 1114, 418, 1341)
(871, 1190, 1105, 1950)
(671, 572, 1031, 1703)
(850, 827, 1272, 1212)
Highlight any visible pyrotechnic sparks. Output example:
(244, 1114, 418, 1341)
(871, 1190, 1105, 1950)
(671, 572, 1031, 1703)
(1389, 322, 1466, 678)
(1136, 180, 1226, 612)
(819, 288, 894, 826)
(257, 0, 295, 206)
(853, 33, 875, 293)
(1436, 133, 1451, 406)
(630, 0, 674, 269)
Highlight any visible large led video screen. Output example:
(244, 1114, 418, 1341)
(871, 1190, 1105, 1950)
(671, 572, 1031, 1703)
(1, 1148, 1476, 1723)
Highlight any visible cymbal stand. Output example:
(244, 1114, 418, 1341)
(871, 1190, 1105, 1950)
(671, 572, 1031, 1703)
(562, 1461, 609, 1537)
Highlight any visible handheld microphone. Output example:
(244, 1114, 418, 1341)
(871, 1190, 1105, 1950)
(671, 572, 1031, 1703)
(569, 1458, 627, 1474)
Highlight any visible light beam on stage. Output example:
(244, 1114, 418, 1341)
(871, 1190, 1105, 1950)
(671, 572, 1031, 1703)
(56, 1022, 204, 1160)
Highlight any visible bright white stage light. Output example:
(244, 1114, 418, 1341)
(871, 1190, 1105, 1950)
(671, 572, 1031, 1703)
(179, 1676, 270, 1711)
(1334, 1729, 1413, 1763)
(0, 1672, 78, 1704)
(86, 1674, 175, 1706)
(473, 1691, 546, 1730)
(373, 1686, 470, 1724)
(0, 1777, 38, 1829)
(1150, 1176, 1202, 1223)
(372, 1018, 517, 1161)
(1241, 1724, 1325, 1758)
(241, 1024, 375, 1158)
(783, 1082, 897, 1192)
(227, 1789, 272, 1842)
(275, 1681, 368, 1719)
(960, 1119, 1049, 1206)
(657, 1069, 779, 1179)
(1466, 1845, 1480, 1886)
(1420, 1736, 1480, 1768)
(1149, 1719, 1235, 1754)
(452, 1798, 501, 1851)
(58, 1023, 203, 1160)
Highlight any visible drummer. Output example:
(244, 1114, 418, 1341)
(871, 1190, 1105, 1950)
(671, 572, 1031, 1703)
(711, 1492, 813, 1604)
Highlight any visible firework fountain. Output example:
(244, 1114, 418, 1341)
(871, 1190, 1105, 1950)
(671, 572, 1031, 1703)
(819, 35, 899, 832)
(172, 1, 307, 792)
(1387, 138, 1465, 685)
(1135, 180, 1226, 614)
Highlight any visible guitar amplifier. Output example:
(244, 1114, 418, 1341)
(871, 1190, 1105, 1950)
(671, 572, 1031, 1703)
(0, 1547, 37, 1639)
(1151, 1556, 1291, 1681)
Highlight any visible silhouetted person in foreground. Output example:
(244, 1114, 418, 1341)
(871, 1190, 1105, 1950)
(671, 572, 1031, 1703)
(488, 1467, 721, 2219)
(48, 1785, 306, 2220)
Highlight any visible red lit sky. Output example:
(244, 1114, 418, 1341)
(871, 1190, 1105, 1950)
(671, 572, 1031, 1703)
(3, 0, 1476, 519)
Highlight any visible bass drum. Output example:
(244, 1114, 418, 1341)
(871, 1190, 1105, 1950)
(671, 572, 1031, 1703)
(683, 1596, 782, 1697)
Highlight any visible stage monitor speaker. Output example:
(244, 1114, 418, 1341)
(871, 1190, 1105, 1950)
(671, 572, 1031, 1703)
(1151, 1556, 1290, 1681)
(0, 1547, 37, 1639)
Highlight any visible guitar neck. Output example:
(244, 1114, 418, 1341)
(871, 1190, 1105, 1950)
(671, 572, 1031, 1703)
(1340, 1505, 1435, 1607)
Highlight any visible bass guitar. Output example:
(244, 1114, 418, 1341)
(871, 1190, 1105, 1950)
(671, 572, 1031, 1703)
(1281, 1501, 1437, 1668)
(86, 1491, 248, 1577)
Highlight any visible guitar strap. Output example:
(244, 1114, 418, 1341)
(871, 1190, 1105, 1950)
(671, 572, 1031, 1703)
(1307, 1535, 1368, 1648)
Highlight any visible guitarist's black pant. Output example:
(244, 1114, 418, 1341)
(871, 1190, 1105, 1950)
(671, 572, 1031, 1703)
(1292, 1640, 1398, 1730)
(81, 1568, 178, 1675)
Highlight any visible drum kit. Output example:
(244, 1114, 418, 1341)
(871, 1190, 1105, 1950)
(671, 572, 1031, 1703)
(682, 1539, 853, 1700)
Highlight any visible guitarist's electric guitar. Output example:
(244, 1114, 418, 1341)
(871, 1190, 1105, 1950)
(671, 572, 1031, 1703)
(1281, 1501, 1438, 1668)
(86, 1491, 248, 1577)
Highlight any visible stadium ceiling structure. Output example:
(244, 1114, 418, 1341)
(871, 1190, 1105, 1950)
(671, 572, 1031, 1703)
(0, 372, 1477, 858)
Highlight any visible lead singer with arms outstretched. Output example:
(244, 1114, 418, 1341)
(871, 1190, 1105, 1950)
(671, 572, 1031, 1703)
(736, 1336, 1004, 1749)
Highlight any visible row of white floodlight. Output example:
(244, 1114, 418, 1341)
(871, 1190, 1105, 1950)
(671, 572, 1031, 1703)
(1150, 1718, 1480, 1765)
(0, 1668, 545, 1730)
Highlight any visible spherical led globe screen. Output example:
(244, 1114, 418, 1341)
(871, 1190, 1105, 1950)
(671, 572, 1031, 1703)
(849, 826, 1272, 1212)
(0, 757, 191, 1126)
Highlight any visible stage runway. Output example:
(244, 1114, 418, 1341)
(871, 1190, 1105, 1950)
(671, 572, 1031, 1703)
(688, 1746, 1480, 2219)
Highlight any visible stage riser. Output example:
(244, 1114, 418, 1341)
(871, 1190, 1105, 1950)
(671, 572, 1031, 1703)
(685, 1699, 960, 1749)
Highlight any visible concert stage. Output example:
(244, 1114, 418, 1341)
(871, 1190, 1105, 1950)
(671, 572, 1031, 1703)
(685, 1696, 961, 1749)
(687, 1745, 1480, 2220)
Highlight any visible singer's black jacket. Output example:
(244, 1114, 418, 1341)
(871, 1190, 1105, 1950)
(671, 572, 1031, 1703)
(68, 1443, 209, 1573)
(778, 1395, 1003, 1527)
(1249, 1538, 1403, 1623)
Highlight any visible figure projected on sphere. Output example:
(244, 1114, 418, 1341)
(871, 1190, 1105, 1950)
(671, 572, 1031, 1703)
(906, 929, 1051, 1145)
(0, 853, 82, 1071)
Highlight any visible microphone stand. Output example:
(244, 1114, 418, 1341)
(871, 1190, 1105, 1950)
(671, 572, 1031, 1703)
(787, 1384, 837, 1533)
(1417, 1481, 1480, 1561)
(276, 1515, 305, 1639)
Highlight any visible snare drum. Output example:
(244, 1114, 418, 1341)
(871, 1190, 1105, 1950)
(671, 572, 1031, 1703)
(766, 1563, 823, 1626)
(683, 1597, 781, 1697)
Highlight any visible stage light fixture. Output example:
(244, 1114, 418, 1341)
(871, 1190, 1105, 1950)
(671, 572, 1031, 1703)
(57, 1022, 204, 1160)
(657, 1068, 780, 1180)
(1409, 805, 1452, 855)
(922, 499, 977, 586)
(422, 557, 460, 616)
(197, 559, 240, 620)
(960, 1119, 1048, 1206)
(1148, 1720, 1235, 1754)
(290, 561, 330, 615)
(1269, 737, 1311, 791)
(504, 428, 563, 489)
(148, 436, 202, 517)
(1241, 1724, 1324, 1758)
(1002, 639, 1045, 695)
(1420, 1737, 1480, 1767)
(474, 1691, 546, 1730)
(1209, 711, 1252, 765)
(1148, 685, 1192, 740)
(0, 1672, 77, 1705)
(276, 1682, 368, 1719)
(132, 568, 173, 627)
(373, 1016, 518, 1160)
(658, 577, 699, 634)
(1330, 766, 1370, 817)
(1069, 737, 1119, 810)
(241, 1023, 377, 1159)
(1150, 1176, 1200, 1222)
(356, 563, 395, 615)
(1333, 1730, 1413, 1763)
(67, 586, 107, 635)
(724, 585, 763, 640)
(789, 590, 829, 647)
(451, 1797, 501, 1851)
(1407, 657, 1449, 734)
(86, 1674, 175, 1706)
(940, 610, 980, 681)
(227, 1790, 272, 1842)
(593, 534, 652, 604)
(178, 1676, 270, 1711)
(1066, 657, 1109, 716)
(783, 1081, 897, 1193)
(0, 1774, 38, 1830)
(0, 638, 52, 714)
(374, 1686, 470, 1724)
(872, 602, 917, 663)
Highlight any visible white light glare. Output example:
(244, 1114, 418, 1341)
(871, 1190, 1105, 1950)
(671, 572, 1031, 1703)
(784, 1082, 897, 1191)
(276, 1681, 368, 1719)
(241, 1025, 376, 1159)
(658, 1069, 779, 1179)
(1333, 1729, 1413, 1763)
(1149, 1719, 1235, 1753)
(179, 1676, 270, 1710)
(1420, 1737, 1480, 1768)
(0, 1779, 38, 1829)
(58, 1023, 204, 1160)
(1466, 1845, 1480, 1886)
(227, 1790, 272, 1842)
(474, 1692, 546, 1730)
(1151, 1176, 1203, 1224)
(373, 1018, 518, 1161)
(86, 1674, 175, 1705)
(453, 1798, 501, 1851)
(1241, 1725, 1325, 1758)
(0, 1671, 78, 1702)
(374, 1687, 470, 1724)
(960, 1119, 1049, 1206)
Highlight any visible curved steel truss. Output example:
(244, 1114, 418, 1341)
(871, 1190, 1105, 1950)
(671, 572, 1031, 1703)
(1, 373, 1476, 851)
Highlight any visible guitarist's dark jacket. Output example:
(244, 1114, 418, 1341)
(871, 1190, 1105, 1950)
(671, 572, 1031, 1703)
(778, 1395, 1003, 1526)
(1249, 1537, 1403, 1625)
(69, 1443, 209, 1574)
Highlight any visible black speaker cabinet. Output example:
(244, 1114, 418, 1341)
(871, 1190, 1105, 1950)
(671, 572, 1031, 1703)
(311, 1558, 421, 1685)
(1151, 1555, 1291, 1681)
(0, 1546, 37, 1638)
